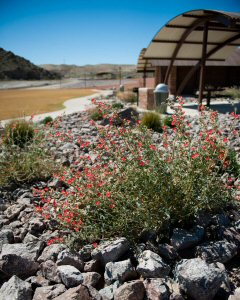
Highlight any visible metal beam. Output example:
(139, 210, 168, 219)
(146, 57, 225, 61)
(152, 39, 240, 46)
(177, 32, 240, 95)
(166, 24, 240, 32)
(163, 14, 216, 84)
(198, 22, 209, 109)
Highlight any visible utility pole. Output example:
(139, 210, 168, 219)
(119, 66, 122, 86)
(84, 70, 87, 88)
(60, 58, 65, 89)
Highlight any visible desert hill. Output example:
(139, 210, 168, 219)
(40, 63, 137, 79)
(0, 48, 60, 80)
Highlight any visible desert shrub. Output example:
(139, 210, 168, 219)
(218, 87, 240, 100)
(41, 116, 53, 125)
(38, 99, 238, 246)
(90, 108, 104, 121)
(112, 102, 124, 109)
(141, 112, 162, 132)
(0, 128, 59, 186)
(4, 120, 34, 148)
(117, 91, 137, 104)
(89, 99, 113, 121)
(163, 115, 174, 127)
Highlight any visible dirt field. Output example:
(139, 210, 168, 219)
(0, 89, 95, 120)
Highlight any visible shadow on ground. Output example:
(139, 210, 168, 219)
(183, 101, 240, 114)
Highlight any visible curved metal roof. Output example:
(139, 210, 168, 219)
(144, 9, 240, 62)
(137, 48, 155, 72)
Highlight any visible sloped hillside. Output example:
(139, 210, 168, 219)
(0, 48, 60, 80)
(41, 63, 137, 78)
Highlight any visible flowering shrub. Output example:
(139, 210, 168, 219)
(89, 99, 113, 121)
(38, 98, 239, 245)
(163, 115, 174, 128)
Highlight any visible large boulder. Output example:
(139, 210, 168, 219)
(175, 258, 226, 300)
(37, 243, 67, 263)
(228, 288, 240, 300)
(57, 265, 83, 288)
(104, 259, 137, 285)
(82, 272, 101, 287)
(0, 254, 39, 278)
(222, 227, 240, 251)
(99, 281, 120, 300)
(32, 284, 66, 300)
(0, 275, 32, 300)
(144, 278, 170, 300)
(91, 238, 130, 265)
(0, 241, 44, 261)
(137, 250, 170, 278)
(26, 275, 50, 288)
(56, 249, 84, 271)
(28, 218, 46, 235)
(171, 226, 204, 251)
(196, 240, 238, 263)
(84, 259, 102, 273)
(114, 280, 145, 300)
(40, 260, 61, 283)
(0, 229, 14, 251)
(4, 204, 25, 220)
(53, 284, 102, 300)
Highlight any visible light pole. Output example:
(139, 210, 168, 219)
(119, 66, 122, 86)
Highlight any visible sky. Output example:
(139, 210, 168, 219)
(0, 0, 240, 66)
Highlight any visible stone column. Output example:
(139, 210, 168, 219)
(138, 88, 155, 110)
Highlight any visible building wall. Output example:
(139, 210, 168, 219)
(154, 66, 240, 95)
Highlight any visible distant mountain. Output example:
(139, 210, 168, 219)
(0, 48, 60, 80)
(40, 63, 137, 79)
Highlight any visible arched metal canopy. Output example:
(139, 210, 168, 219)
(137, 48, 155, 87)
(137, 48, 155, 73)
(142, 9, 240, 107)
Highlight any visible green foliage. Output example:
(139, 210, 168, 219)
(163, 116, 174, 127)
(39, 100, 238, 246)
(4, 120, 34, 148)
(41, 116, 53, 125)
(219, 87, 240, 99)
(141, 112, 162, 132)
(90, 108, 104, 121)
(225, 149, 240, 178)
(0, 128, 59, 186)
(111, 102, 124, 109)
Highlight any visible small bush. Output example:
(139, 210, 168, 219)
(141, 112, 162, 132)
(4, 120, 34, 148)
(41, 116, 53, 125)
(0, 130, 59, 186)
(163, 116, 174, 127)
(117, 92, 137, 104)
(90, 108, 104, 121)
(218, 87, 240, 100)
(112, 102, 124, 109)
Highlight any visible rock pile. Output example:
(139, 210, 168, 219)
(0, 106, 239, 299)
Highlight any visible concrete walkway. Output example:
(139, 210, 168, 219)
(0, 89, 113, 126)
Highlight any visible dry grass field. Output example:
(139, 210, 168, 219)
(0, 89, 95, 120)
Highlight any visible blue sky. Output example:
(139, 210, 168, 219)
(0, 0, 239, 65)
